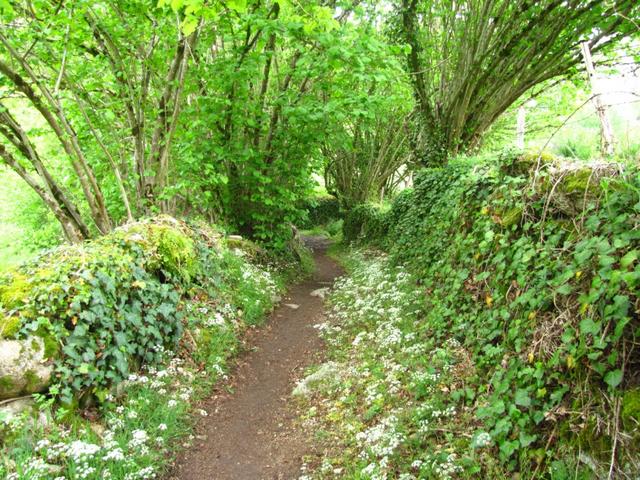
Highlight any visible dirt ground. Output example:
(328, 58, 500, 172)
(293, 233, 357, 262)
(168, 237, 341, 480)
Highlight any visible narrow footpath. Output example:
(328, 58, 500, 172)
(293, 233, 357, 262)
(169, 237, 341, 480)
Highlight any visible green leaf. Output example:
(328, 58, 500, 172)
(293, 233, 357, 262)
(620, 249, 638, 268)
(182, 17, 198, 35)
(604, 369, 623, 388)
(579, 318, 601, 336)
(514, 389, 531, 407)
(499, 439, 519, 458)
(519, 431, 537, 447)
(227, 0, 246, 13)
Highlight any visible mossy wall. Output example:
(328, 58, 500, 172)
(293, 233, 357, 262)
(358, 152, 640, 473)
(0, 216, 238, 403)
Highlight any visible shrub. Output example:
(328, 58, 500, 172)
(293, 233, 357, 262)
(0, 216, 282, 405)
(342, 203, 388, 242)
(299, 195, 341, 229)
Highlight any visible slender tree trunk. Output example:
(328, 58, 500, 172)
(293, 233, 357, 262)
(68, 85, 134, 221)
(0, 108, 92, 239)
(0, 49, 112, 234)
(147, 28, 200, 211)
(0, 144, 86, 243)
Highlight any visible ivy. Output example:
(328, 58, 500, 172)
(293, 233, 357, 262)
(361, 153, 640, 473)
(0, 217, 286, 406)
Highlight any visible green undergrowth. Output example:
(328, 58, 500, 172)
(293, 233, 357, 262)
(299, 195, 342, 230)
(298, 250, 502, 479)
(0, 215, 312, 479)
(301, 153, 639, 478)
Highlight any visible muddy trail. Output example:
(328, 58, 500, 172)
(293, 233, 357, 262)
(169, 237, 341, 480)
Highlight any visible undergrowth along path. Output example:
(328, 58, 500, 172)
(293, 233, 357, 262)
(169, 236, 341, 480)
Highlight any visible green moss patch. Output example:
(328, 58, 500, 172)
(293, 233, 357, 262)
(0, 272, 32, 310)
(0, 376, 16, 398)
(622, 388, 640, 427)
(0, 315, 21, 339)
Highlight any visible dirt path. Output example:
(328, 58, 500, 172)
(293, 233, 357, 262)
(169, 237, 340, 480)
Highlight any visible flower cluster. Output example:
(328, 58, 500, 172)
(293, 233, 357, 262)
(296, 250, 474, 479)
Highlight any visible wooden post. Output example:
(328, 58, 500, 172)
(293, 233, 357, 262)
(516, 105, 526, 149)
(581, 41, 615, 157)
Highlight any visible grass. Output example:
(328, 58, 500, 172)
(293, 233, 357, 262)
(0, 224, 32, 271)
(300, 219, 344, 242)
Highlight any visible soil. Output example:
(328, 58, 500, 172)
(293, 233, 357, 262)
(168, 236, 341, 480)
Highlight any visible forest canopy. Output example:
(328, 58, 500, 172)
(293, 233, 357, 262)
(0, 0, 639, 249)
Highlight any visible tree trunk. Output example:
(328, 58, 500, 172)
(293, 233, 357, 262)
(0, 51, 112, 234)
(0, 144, 86, 243)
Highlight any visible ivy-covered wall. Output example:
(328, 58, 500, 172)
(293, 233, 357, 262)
(0, 216, 282, 406)
(364, 153, 639, 472)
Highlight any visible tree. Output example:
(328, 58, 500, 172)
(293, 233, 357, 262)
(0, 1, 202, 239)
(395, 0, 640, 165)
(324, 110, 413, 208)
(171, 0, 380, 246)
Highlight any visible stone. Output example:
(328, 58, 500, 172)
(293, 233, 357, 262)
(310, 288, 329, 299)
(284, 304, 300, 310)
(0, 337, 52, 400)
(0, 396, 35, 418)
(292, 362, 342, 398)
(90, 422, 106, 437)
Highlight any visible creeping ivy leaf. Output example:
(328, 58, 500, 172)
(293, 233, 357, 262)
(514, 389, 531, 407)
(579, 318, 600, 336)
(604, 369, 623, 388)
(519, 431, 537, 447)
(620, 249, 638, 268)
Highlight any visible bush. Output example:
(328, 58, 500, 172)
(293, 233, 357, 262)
(342, 203, 388, 242)
(299, 195, 341, 229)
(0, 216, 282, 405)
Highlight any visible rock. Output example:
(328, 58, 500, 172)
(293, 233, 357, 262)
(0, 397, 50, 432)
(0, 337, 52, 400)
(292, 362, 342, 398)
(0, 396, 35, 418)
(228, 235, 243, 241)
(90, 422, 106, 437)
(310, 288, 329, 299)
(284, 304, 300, 310)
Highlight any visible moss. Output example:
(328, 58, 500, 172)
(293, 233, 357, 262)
(504, 151, 555, 177)
(500, 207, 523, 228)
(570, 417, 612, 460)
(622, 388, 640, 428)
(560, 169, 599, 195)
(226, 237, 263, 259)
(23, 369, 41, 392)
(41, 333, 60, 360)
(0, 315, 21, 339)
(0, 376, 16, 397)
(150, 225, 198, 282)
(0, 272, 32, 309)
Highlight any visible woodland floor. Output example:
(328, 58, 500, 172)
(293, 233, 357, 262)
(168, 237, 341, 480)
